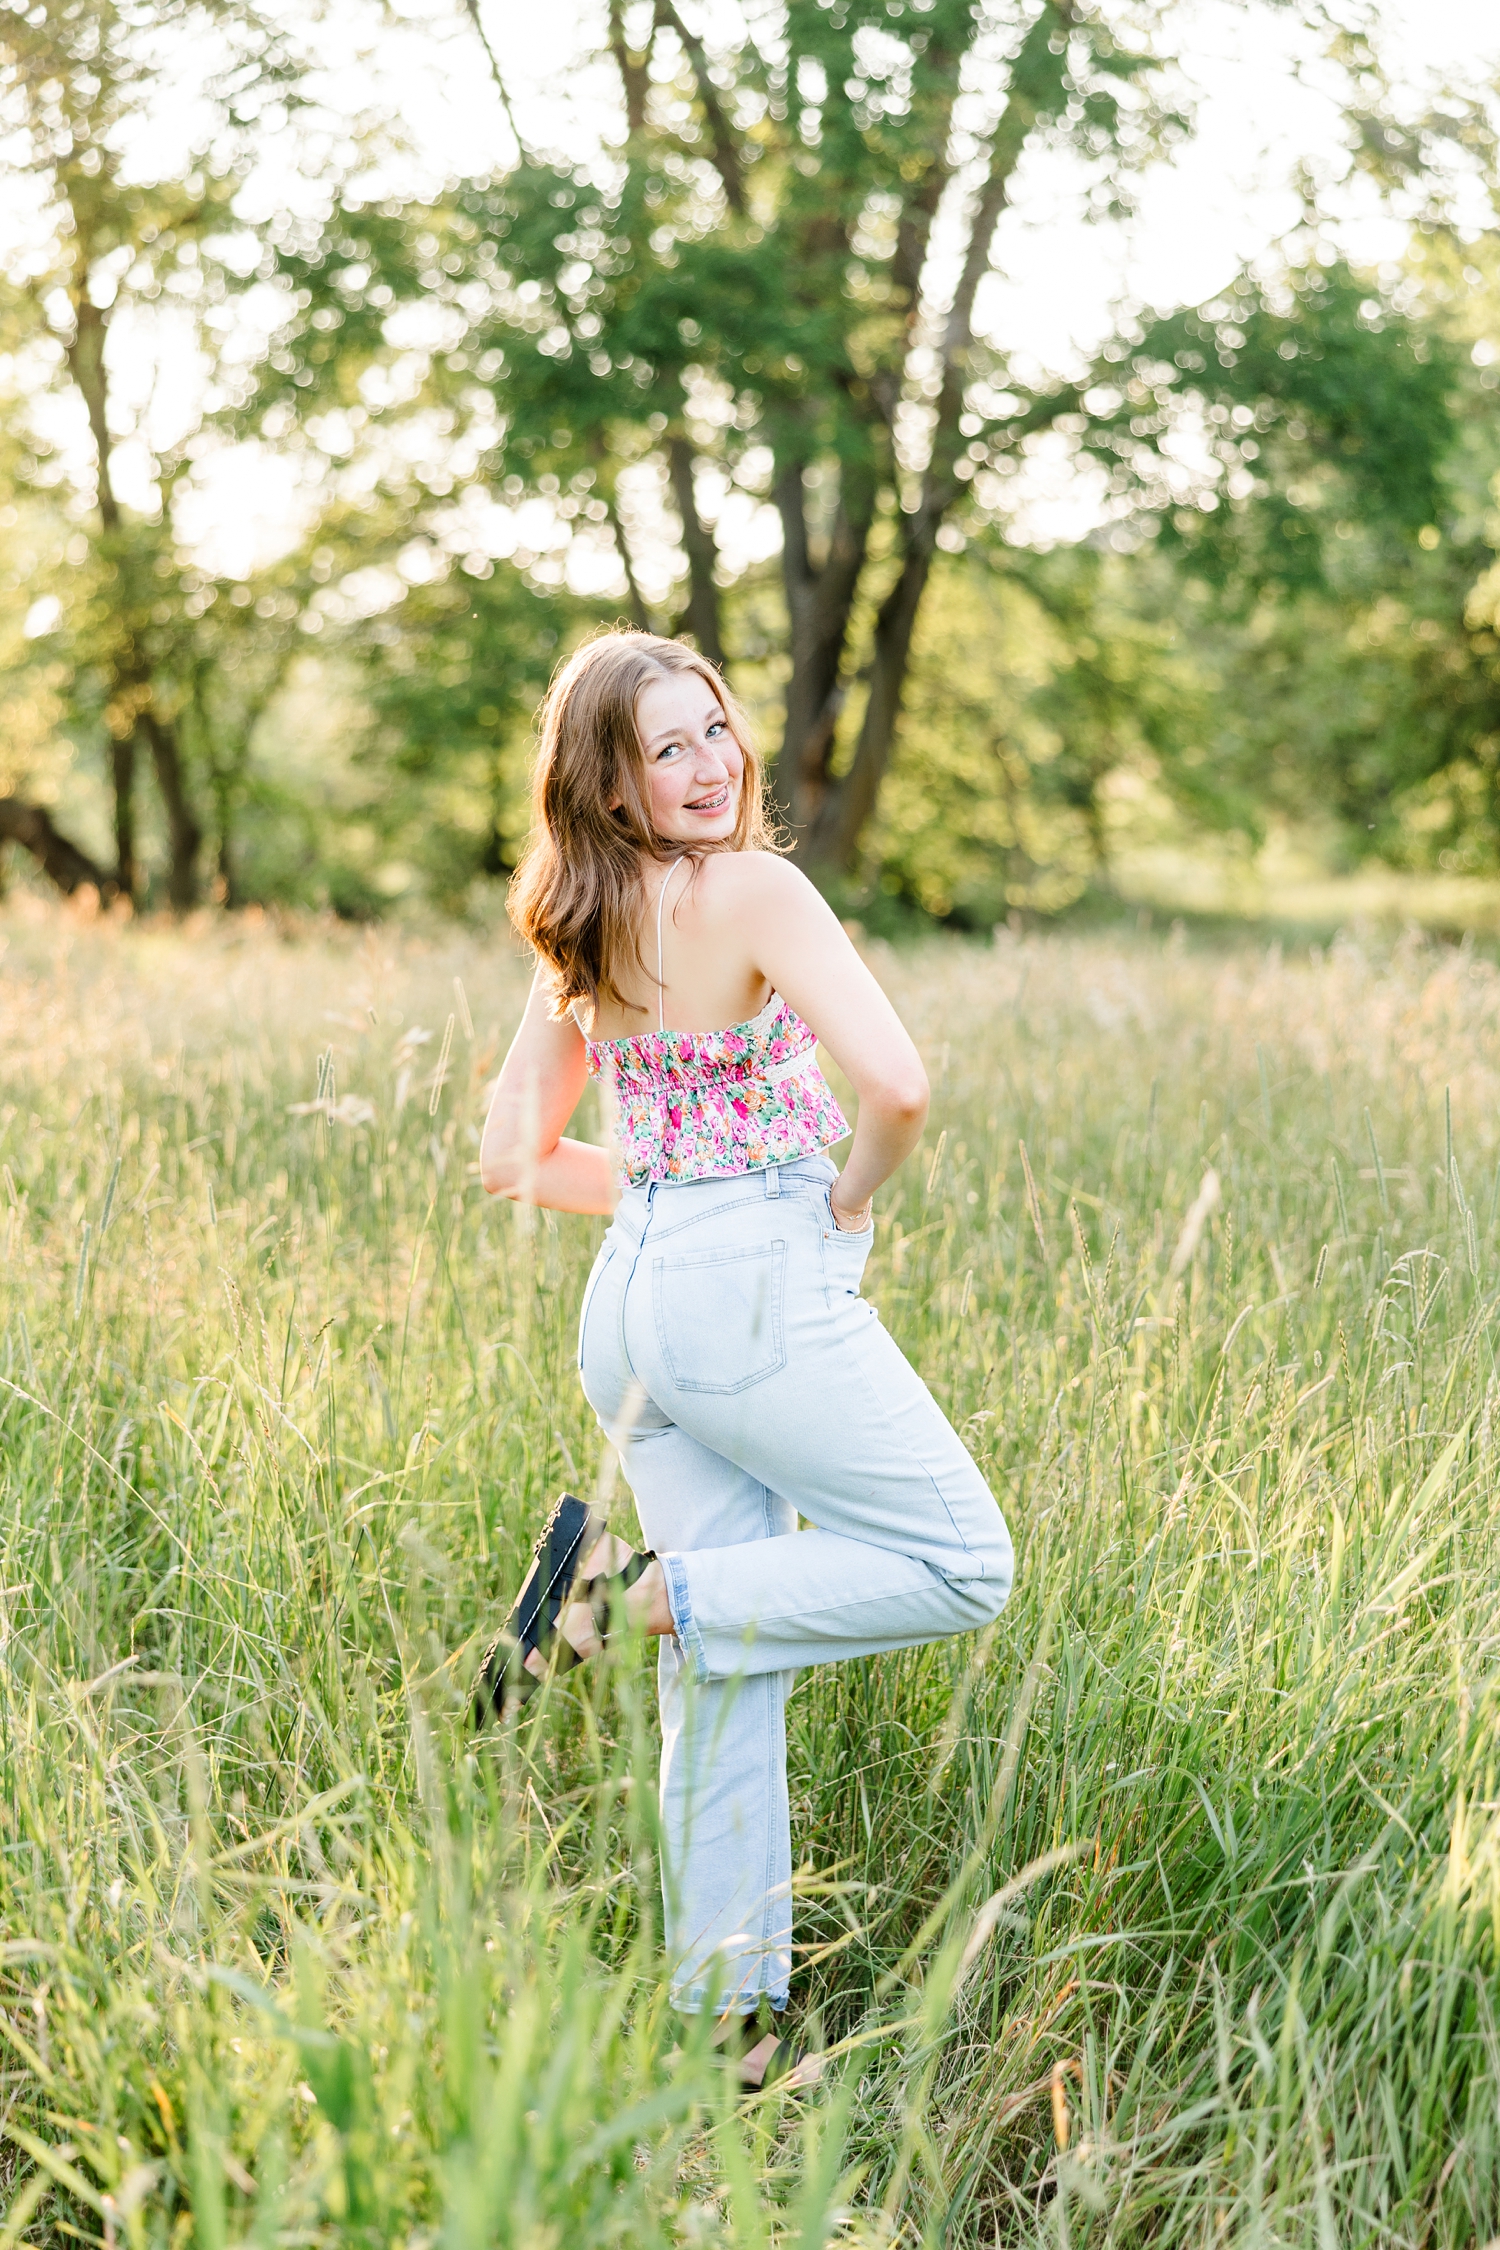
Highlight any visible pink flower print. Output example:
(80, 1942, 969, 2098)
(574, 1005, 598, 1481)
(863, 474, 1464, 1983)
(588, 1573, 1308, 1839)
(585, 994, 847, 1184)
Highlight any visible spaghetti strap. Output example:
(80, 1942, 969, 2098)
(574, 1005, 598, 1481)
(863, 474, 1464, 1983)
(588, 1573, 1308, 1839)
(655, 858, 687, 1033)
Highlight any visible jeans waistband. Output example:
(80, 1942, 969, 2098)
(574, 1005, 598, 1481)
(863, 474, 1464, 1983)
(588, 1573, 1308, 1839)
(609, 1155, 837, 1247)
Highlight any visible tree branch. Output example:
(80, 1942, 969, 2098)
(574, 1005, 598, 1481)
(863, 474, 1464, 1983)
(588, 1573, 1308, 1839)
(609, 0, 651, 137)
(918, 3, 1072, 536)
(667, 435, 725, 666)
(460, 0, 538, 162)
(605, 489, 656, 633)
(653, 0, 746, 213)
(0, 797, 115, 898)
(887, 24, 965, 339)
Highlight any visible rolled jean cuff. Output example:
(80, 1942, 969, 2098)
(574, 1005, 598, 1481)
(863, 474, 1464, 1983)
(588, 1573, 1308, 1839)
(672, 1978, 790, 2016)
(661, 1552, 710, 1683)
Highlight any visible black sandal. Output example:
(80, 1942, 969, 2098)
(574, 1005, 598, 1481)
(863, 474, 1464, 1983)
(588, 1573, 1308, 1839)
(586, 1546, 657, 1644)
(472, 1492, 654, 1725)
(744, 2034, 822, 2095)
(715, 2016, 822, 2097)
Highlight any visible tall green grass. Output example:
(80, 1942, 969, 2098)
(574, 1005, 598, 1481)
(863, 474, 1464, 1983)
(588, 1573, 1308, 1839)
(2, 900, 1499, 2248)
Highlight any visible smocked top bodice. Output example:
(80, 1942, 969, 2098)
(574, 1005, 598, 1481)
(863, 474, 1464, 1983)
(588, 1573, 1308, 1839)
(585, 991, 849, 1187)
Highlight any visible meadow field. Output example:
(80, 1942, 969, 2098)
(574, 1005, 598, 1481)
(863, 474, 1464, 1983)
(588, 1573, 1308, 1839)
(2, 898, 1500, 2250)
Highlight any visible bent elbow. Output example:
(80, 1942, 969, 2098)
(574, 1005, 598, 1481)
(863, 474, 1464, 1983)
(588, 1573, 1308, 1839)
(479, 1147, 531, 1200)
(876, 1067, 929, 1128)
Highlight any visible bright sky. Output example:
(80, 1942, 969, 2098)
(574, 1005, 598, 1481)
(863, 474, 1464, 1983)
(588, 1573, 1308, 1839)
(11, 0, 1500, 577)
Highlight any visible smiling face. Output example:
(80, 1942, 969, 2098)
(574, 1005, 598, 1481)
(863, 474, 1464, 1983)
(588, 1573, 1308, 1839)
(633, 669, 744, 846)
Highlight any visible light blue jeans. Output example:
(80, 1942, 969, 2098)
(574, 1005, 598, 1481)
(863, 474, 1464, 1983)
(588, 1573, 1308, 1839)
(578, 1154, 1014, 2016)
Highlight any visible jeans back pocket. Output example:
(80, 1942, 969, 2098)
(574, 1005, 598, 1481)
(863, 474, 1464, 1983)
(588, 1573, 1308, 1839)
(652, 1239, 787, 1393)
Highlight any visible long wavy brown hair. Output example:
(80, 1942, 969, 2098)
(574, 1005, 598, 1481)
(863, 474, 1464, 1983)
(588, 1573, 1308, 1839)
(509, 630, 778, 1020)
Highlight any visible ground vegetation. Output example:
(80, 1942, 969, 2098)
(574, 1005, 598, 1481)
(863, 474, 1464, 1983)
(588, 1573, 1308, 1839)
(3, 908, 1500, 2244)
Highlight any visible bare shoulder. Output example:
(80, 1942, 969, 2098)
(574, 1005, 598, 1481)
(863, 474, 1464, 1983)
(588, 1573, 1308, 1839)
(690, 850, 825, 922)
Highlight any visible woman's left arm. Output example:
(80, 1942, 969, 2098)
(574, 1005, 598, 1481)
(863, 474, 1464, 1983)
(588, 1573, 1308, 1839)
(479, 965, 616, 1214)
(740, 860, 929, 1224)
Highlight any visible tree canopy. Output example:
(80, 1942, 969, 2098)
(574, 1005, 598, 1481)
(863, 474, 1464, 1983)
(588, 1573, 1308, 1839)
(1, 0, 1497, 924)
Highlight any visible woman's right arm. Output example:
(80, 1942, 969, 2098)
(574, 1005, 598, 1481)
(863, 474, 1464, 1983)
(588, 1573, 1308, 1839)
(479, 965, 617, 1214)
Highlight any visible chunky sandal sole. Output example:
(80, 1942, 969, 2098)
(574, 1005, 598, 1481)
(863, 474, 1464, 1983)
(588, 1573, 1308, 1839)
(472, 1492, 603, 1725)
(472, 1495, 656, 1727)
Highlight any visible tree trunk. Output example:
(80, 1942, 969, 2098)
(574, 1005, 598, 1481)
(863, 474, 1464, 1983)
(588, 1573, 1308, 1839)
(137, 710, 201, 910)
(667, 437, 724, 669)
(210, 756, 238, 907)
(0, 797, 115, 898)
(790, 8, 1070, 870)
(804, 537, 934, 869)
(774, 457, 877, 836)
(767, 33, 958, 849)
(111, 732, 137, 899)
(67, 284, 143, 890)
(1084, 786, 1109, 879)
(66, 297, 119, 533)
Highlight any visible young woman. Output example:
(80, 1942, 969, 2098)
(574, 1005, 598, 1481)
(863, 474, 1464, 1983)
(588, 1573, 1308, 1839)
(476, 629, 1013, 2087)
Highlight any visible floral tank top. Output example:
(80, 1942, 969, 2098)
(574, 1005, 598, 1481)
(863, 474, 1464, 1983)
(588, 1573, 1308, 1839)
(586, 993, 849, 1187)
(580, 858, 849, 1188)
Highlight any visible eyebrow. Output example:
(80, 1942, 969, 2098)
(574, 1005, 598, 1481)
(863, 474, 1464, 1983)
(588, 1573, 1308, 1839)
(642, 701, 725, 749)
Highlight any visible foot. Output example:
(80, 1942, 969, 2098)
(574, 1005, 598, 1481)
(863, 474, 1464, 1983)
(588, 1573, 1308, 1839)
(522, 1537, 673, 1677)
(713, 2023, 825, 2093)
(737, 2033, 783, 2088)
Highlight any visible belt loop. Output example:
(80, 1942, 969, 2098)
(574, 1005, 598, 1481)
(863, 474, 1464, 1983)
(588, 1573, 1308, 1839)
(764, 1164, 781, 1199)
